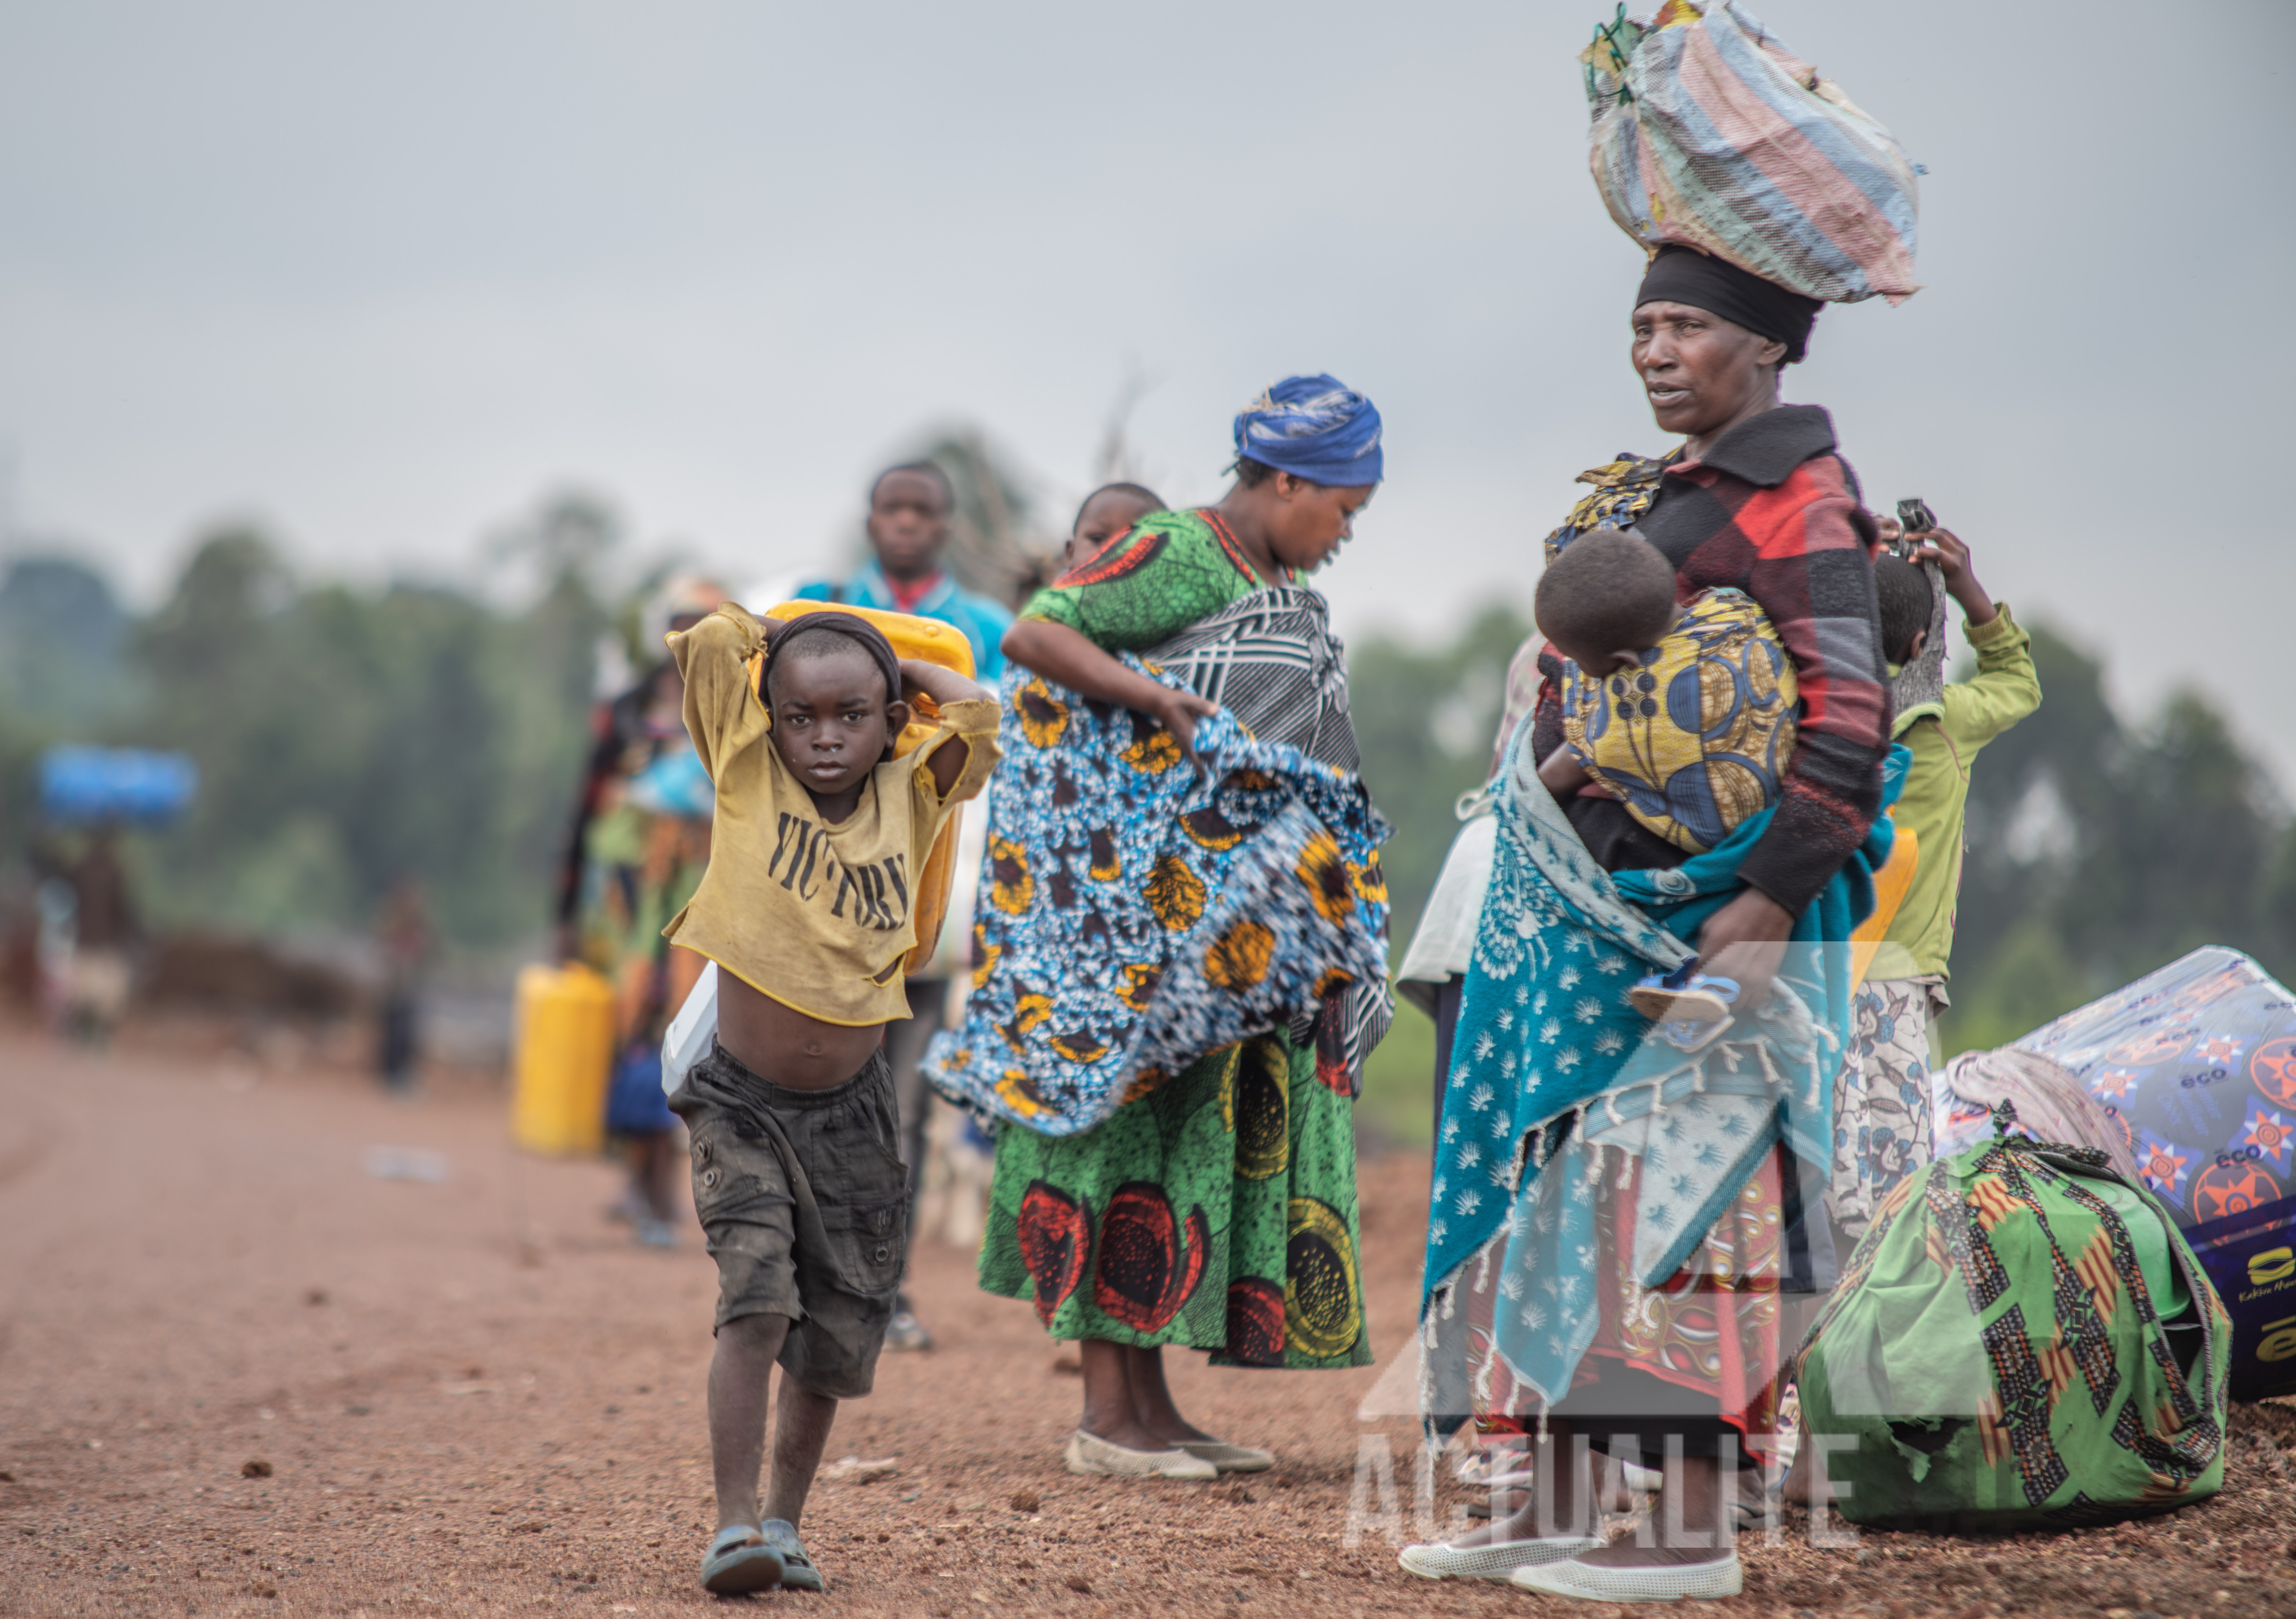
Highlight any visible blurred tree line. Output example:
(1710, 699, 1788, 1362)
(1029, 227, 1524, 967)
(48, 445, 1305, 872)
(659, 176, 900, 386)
(1345, 610, 2296, 1140)
(0, 434, 1062, 960)
(1940, 626, 2296, 1052)
(5, 478, 2290, 1063)
(0, 494, 616, 949)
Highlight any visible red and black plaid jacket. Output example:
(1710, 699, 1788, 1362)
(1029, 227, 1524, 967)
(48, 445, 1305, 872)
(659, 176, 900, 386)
(1535, 405, 1890, 915)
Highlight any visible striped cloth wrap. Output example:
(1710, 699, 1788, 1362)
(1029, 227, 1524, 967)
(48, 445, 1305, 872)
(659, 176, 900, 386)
(1584, 0, 1921, 306)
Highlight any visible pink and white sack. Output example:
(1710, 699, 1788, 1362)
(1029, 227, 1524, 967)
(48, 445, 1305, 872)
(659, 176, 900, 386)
(1584, 0, 1921, 305)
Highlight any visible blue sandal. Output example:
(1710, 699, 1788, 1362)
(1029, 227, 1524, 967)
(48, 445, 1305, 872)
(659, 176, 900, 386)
(1628, 961, 1740, 1050)
(700, 1524, 785, 1595)
(758, 1519, 825, 1592)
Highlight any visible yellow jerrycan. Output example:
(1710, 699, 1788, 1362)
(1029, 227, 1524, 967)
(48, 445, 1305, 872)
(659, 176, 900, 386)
(1848, 821, 1920, 991)
(755, 601, 980, 975)
(510, 962, 617, 1156)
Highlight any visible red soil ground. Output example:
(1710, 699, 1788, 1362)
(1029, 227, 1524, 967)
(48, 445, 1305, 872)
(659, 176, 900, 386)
(3, 1024, 2294, 1619)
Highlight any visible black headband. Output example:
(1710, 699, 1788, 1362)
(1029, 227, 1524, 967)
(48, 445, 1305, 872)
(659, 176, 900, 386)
(1635, 245, 1821, 365)
(761, 610, 905, 715)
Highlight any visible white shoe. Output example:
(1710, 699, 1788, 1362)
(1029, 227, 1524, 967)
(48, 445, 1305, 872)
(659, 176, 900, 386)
(1063, 1429, 1217, 1481)
(1396, 1536, 1601, 1581)
(1173, 1439, 1275, 1473)
(1510, 1553, 1743, 1602)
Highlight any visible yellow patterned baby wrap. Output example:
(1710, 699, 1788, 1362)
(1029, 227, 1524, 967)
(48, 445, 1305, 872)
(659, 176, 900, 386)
(1558, 587, 1798, 853)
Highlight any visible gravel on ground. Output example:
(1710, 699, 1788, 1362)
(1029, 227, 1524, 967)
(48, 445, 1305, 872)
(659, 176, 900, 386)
(3, 1023, 2294, 1619)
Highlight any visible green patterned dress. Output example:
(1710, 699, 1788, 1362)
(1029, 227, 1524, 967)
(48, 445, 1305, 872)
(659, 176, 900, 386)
(976, 509, 1373, 1369)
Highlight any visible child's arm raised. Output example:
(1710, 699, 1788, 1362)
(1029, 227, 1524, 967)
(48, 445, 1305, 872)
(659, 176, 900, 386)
(1926, 531, 2039, 749)
(899, 656, 1001, 799)
(667, 604, 768, 780)
(898, 656, 990, 713)
(1001, 620, 1219, 753)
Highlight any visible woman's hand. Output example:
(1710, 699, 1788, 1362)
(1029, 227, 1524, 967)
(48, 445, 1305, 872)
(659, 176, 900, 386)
(1695, 887, 1794, 1007)
(1153, 688, 1221, 755)
(1002, 618, 1222, 767)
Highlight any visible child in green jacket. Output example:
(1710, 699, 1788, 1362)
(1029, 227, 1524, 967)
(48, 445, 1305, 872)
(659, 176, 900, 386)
(1827, 527, 2041, 1249)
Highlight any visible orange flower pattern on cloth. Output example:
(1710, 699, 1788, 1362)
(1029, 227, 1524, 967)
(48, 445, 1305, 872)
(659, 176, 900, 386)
(924, 657, 1390, 1139)
(1203, 922, 1276, 991)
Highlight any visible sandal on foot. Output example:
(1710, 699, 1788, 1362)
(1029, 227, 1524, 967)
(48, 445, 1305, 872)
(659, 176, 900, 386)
(699, 1524, 784, 1595)
(1629, 964, 1740, 1050)
(1064, 1429, 1217, 1480)
(1510, 1552, 1743, 1601)
(757, 1519, 825, 1592)
(884, 1307, 934, 1353)
(1398, 1536, 1601, 1581)
(1173, 1439, 1274, 1473)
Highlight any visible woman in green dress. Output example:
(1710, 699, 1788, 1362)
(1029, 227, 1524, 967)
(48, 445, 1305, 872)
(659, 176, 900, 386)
(988, 375, 1387, 1480)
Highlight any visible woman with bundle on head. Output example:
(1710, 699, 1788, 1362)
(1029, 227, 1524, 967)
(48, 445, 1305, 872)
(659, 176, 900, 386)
(1406, 194, 1910, 1613)
(926, 377, 1394, 1481)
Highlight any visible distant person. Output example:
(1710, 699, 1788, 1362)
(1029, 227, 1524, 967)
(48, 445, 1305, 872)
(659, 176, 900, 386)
(662, 602, 999, 1595)
(579, 725, 714, 1248)
(375, 877, 431, 1093)
(794, 463, 1014, 678)
(553, 577, 726, 962)
(1828, 523, 2040, 1248)
(62, 827, 137, 1045)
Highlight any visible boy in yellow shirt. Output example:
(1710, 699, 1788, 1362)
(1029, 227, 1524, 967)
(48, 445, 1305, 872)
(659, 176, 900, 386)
(1828, 527, 2040, 1246)
(662, 605, 999, 1595)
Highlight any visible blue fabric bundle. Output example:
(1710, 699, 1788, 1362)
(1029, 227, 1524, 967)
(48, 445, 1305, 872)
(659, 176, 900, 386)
(1233, 373, 1385, 487)
(925, 660, 1390, 1136)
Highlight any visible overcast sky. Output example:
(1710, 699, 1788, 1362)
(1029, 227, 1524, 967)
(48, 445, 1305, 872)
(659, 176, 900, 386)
(2, 0, 2291, 775)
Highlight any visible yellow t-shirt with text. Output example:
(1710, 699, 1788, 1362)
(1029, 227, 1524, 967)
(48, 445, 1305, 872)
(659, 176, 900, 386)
(661, 605, 1001, 1027)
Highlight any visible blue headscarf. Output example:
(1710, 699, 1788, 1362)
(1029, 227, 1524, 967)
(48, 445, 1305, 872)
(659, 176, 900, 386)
(1232, 374, 1384, 487)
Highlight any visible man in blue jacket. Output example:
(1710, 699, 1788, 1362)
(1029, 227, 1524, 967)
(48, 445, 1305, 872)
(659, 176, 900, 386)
(795, 462, 1012, 680)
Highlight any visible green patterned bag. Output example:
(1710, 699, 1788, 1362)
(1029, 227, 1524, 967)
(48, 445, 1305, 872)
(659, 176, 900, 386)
(1799, 1110, 2231, 1530)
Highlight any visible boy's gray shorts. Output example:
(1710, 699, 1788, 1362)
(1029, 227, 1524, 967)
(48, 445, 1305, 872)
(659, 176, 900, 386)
(668, 1042, 908, 1399)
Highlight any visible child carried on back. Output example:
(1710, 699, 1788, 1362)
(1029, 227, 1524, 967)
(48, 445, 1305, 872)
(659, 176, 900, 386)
(661, 603, 1000, 1596)
(1532, 527, 1799, 854)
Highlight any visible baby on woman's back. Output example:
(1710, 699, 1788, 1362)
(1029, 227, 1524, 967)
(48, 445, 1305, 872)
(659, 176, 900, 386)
(1533, 527, 1800, 854)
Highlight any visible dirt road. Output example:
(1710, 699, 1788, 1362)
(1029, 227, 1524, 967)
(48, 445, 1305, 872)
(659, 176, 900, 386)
(3, 1026, 2293, 1619)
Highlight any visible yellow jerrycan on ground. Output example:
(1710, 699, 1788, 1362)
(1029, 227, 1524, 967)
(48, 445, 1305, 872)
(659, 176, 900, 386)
(510, 961, 617, 1156)
(755, 600, 979, 974)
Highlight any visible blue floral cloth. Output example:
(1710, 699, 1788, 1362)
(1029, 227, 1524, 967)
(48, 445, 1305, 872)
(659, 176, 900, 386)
(1419, 714, 1906, 1415)
(925, 660, 1391, 1136)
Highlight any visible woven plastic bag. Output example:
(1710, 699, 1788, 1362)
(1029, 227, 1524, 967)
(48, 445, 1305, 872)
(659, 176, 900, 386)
(1936, 946, 2296, 1400)
(1798, 1108, 2231, 1531)
(1584, 0, 1920, 305)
